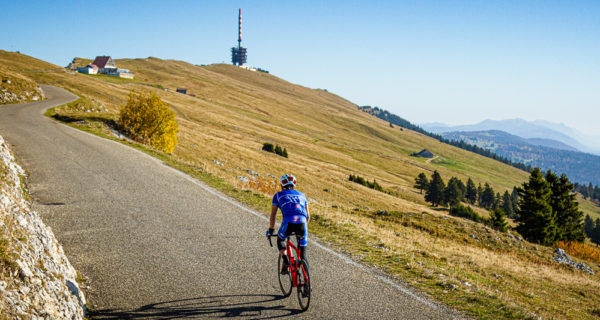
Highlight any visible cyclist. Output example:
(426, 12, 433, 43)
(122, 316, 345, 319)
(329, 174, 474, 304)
(266, 174, 310, 274)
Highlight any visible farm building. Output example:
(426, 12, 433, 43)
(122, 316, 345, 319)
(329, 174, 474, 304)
(76, 64, 98, 74)
(76, 56, 134, 79)
(411, 149, 435, 158)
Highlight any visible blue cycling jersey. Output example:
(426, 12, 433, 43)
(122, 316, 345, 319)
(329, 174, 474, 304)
(272, 189, 308, 224)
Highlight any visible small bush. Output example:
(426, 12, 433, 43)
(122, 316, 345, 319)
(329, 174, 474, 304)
(555, 241, 600, 264)
(449, 204, 485, 223)
(275, 145, 283, 156)
(350, 174, 383, 192)
(119, 90, 179, 153)
(262, 143, 274, 152)
(262, 143, 288, 158)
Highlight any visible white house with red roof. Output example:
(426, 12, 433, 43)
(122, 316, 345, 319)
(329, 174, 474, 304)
(76, 56, 134, 79)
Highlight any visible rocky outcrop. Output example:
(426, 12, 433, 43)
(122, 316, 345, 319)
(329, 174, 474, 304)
(553, 248, 594, 275)
(0, 135, 86, 319)
(0, 76, 45, 105)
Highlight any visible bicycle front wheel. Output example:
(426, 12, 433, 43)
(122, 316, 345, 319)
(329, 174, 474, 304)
(296, 259, 311, 311)
(278, 255, 293, 297)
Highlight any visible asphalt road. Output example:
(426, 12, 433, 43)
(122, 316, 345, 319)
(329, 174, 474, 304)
(0, 86, 459, 319)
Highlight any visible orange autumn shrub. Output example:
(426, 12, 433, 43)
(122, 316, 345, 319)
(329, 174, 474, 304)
(555, 241, 600, 264)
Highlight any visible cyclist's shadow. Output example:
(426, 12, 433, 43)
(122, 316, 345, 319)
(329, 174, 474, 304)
(89, 294, 303, 319)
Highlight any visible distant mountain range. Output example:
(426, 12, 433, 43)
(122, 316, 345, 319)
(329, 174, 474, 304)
(442, 130, 600, 186)
(421, 118, 600, 155)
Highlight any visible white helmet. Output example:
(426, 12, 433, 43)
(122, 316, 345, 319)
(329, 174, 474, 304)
(279, 174, 297, 188)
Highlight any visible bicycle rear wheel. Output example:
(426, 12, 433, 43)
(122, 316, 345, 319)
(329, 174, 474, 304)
(278, 255, 293, 297)
(296, 259, 311, 311)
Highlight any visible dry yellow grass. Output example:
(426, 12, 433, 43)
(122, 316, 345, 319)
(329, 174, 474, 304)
(3, 50, 600, 319)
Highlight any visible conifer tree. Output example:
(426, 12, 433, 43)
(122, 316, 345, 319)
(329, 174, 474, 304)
(282, 148, 288, 158)
(592, 219, 600, 246)
(516, 168, 558, 245)
(425, 171, 445, 207)
(480, 183, 495, 209)
(546, 171, 585, 242)
(444, 177, 463, 207)
(502, 191, 515, 218)
(511, 187, 519, 217)
(477, 183, 484, 207)
(465, 178, 477, 204)
(414, 173, 429, 194)
(490, 208, 508, 232)
(584, 215, 594, 238)
(274, 145, 283, 156)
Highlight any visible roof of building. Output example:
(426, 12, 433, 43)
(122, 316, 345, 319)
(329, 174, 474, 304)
(412, 149, 435, 158)
(91, 56, 113, 69)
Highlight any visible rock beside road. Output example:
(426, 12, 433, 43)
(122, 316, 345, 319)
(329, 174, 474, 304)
(0, 135, 86, 319)
(1, 74, 45, 105)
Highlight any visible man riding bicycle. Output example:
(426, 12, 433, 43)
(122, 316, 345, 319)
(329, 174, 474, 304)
(266, 174, 310, 274)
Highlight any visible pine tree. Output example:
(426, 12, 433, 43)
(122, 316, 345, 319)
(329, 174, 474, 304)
(502, 191, 515, 218)
(414, 173, 429, 194)
(584, 215, 594, 238)
(444, 177, 463, 207)
(465, 178, 477, 204)
(282, 148, 288, 158)
(425, 171, 445, 207)
(490, 208, 508, 232)
(274, 145, 283, 156)
(516, 168, 558, 246)
(493, 192, 502, 210)
(592, 219, 600, 246)
(511, 187, 519, 217)
(546, 171, 585, 242)
(480, 183, 495, 209)
(477, 183, 484, 207)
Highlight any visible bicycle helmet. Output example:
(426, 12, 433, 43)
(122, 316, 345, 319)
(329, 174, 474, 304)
(280, 174, 297, 188)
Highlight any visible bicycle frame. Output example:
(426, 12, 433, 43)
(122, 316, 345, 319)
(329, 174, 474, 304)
(269, 234, 307, 288)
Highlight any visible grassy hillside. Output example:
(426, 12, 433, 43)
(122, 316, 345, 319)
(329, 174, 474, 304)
(2, 50, 600, 319)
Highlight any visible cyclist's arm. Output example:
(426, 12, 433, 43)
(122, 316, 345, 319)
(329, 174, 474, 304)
(306, 203, 310, 224)
(269, 205, 278, 230)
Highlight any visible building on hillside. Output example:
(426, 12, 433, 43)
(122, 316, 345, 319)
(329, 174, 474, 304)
(76, 64, 98, 74)
(91, 56, 116, 73)
(75, 56, 134, 79)
(176, 88, 187, 94)
(411, 149, 435, 158)
(104, 68, 134, 79)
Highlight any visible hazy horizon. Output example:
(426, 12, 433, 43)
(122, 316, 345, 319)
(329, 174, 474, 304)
(2, 1, 598, 135)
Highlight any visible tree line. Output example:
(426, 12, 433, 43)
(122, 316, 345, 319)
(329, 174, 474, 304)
(415, 168, 586, 246)
(414, 171, 516, 231)
(414, 172, 519, 217)
(358, 106, 531, 172)
(574, 182, 600, 203)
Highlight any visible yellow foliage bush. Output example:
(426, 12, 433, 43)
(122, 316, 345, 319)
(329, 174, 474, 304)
(119, 90, 179, 153)
(555, 240, 600, 264)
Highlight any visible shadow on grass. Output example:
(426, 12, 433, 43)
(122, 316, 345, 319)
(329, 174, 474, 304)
(52, 114, 118, 128)
(89, 294, 303, 319)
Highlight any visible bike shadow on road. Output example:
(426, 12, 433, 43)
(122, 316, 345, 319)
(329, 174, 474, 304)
(88, 294, 304, 319)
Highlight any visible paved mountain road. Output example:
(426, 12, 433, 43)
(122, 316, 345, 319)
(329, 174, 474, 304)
(0, 86, 458, 319)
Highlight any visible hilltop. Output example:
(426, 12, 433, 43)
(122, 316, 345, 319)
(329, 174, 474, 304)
(1, 50, 599, 319)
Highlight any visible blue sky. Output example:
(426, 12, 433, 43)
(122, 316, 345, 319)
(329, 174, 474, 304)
(2, 1, 599, 135)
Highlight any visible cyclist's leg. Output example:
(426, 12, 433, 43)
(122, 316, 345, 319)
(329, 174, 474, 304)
(294, 222, 308, 261)
(277, 221, 290, 264)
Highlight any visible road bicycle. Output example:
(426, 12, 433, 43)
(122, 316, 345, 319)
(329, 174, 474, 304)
(268, 233, 311, 311)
